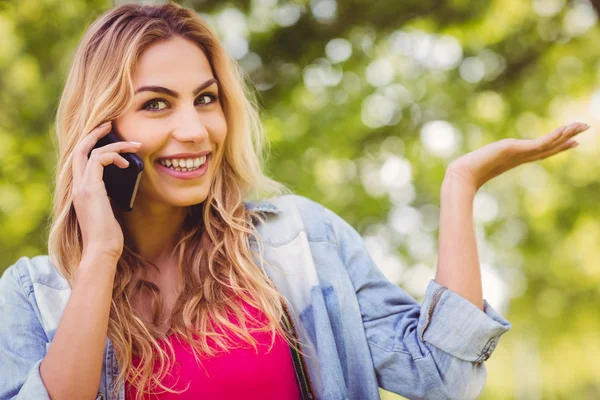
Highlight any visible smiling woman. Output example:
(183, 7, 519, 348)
(0, 2, 588, 400)
(115, 36, 227, 210)
(0, 3, 299, 400)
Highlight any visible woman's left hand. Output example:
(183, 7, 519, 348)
(445, 122, 590, 191)
(435, 122, 590, 310)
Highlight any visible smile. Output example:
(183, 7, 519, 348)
(156, 154, 210, 180)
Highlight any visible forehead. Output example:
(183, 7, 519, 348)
(134, 36, 214, 86)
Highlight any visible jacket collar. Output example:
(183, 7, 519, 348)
(243, 199, 281, 214)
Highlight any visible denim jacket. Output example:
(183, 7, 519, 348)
(0, 194, 511, 400)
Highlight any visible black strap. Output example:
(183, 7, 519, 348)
(281, 302, 316, 400)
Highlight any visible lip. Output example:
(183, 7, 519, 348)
(156, 150, 212, 160)
(156, 153, 210, 180)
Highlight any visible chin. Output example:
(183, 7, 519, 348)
(166, 193, 209, 208)
(139, 186, 208, 208)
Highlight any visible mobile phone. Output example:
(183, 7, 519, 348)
(88, 126, 144, 212)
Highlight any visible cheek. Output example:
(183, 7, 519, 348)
(130, 135, 161, 163)
(118, 119, 166, 152)
(209, 114, 228, 145)
(115, 116, 147, 143)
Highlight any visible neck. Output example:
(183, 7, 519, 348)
(117, 202, 189, 266)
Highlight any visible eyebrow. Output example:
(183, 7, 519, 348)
(134, 78, 218, 98)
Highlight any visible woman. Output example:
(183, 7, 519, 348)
(0, 2, 588, 400)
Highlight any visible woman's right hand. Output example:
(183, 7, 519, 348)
(71, 121, 142, 263)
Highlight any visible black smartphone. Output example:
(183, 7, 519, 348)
(88, 126, 144, 212)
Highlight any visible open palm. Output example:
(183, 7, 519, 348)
(446, 122, 590, 190)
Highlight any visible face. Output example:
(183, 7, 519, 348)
(114, 36, 227, 210)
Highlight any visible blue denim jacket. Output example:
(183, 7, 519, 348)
(0, 194, 511, 400)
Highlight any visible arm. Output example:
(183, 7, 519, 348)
(435, 122, 588, 310)
(435, 171, 483, 310)
(327, 208, 509, 400)
(39, 119, 139, 399)
(335, 123, 587, 399)
(0, 260, 50, 400)
(39, 253, 117, 400)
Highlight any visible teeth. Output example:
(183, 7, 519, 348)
(159, 155, 208, 170)
(159, 156, 207, 165)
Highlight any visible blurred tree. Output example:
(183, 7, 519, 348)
(1, 0, 600, 398)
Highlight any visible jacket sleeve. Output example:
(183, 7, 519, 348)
(325, 208, 511, 400)
(0, 261, 51, 400)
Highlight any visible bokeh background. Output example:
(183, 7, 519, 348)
(1, 0, 600, 398)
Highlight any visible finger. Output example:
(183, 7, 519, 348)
(557, 123, 589, 144)
(531, 138, 579, 162)
(525, 123, 588, 155)
(88, 140, 142, 159)
(530, 124, 576, 152)
(83, 150, 140, 186)
(72, 121, 113, 189)
(545, 124, 572, 147)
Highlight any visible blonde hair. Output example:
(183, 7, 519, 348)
(48, 2, 294, 398)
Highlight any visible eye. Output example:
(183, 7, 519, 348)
(141, 93, 219, 112)
(142, 99, 168, 111)
(195, 93, 219, 106)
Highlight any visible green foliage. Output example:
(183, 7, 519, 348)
(2, 0, 600, 398)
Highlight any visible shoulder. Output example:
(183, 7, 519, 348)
(245, 193, 326, 214)
(245, 194, 340, 246)
(1, 255, 69, 293)
(0, 255, 70, 337)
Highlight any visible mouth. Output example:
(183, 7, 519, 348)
(155, 153, 210, 180)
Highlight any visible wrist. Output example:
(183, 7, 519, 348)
(73, 255, 117, 291)
(80, 250, 119, 274)
(82, 245, 121, 263)
(443, 165, 479, 195)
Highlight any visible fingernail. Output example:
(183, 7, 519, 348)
(101, 121, 111, 126)
(129, 141, 142, 146)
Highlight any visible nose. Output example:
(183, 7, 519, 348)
(172, 104, 209, 143)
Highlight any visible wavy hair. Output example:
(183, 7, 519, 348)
(47, 2, 294, 398)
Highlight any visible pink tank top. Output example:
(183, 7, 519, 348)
(125, 300, 301, 399)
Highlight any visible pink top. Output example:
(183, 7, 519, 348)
(125, 300, 301, 399)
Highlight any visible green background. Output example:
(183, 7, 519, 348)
(1, 0, 600, 398)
